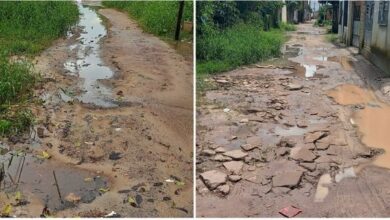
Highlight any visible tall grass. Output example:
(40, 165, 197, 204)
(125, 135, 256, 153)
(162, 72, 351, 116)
(197, 24, 285, 75)
(0, 1, 79, 55)
(0, 2, 79, 136)
(102, 1, 193, 39)
(0, 54, 37, 136)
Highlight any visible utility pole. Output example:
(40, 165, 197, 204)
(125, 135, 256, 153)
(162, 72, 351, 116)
(175, 0, 185, 41)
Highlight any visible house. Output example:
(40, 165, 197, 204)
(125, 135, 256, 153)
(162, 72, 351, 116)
(282, 0, 311, 24)
(338, 0, 390, 74)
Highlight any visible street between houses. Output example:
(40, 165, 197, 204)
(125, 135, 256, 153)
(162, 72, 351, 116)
(197, 20, 390, 217)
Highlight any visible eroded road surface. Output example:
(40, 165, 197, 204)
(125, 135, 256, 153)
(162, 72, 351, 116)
(0, 2, 192, 217)
(197, 21, 390, 217)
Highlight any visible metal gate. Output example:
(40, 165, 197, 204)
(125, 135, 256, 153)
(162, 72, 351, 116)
(364, 1, 374, 49)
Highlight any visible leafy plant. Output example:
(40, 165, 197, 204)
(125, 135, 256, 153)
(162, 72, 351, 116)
(102, 1, 193, 40)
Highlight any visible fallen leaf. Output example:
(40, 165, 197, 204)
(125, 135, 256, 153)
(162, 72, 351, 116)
(84, 177, 93, 182)
(1, 204, 12, 217)
(15, 191, 21, 201)
(99, 187, 110, 193)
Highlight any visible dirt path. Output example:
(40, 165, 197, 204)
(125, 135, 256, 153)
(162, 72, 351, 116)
(0, 3, 192, 217)
(196, 21, 390, 217)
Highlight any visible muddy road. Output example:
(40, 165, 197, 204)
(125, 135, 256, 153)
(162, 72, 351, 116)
(196, 21, 390, 217)
(0, 2, 192, 217)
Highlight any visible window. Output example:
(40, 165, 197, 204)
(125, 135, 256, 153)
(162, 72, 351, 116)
(378, 1, 389, 26)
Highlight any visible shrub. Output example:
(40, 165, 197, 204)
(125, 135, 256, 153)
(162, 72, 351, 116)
(102, 1, 193, 39)
(197, 24, 285, 75)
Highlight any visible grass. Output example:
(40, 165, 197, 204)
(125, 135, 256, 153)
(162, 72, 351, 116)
(326, 33, 339, 44)
(102, 1, 193, 40)
(0, 2, 79, 136)
(280, 22, 297, 31)
(0, 55, 37, 136)
(197, 24, 285, 75)
(0, 1, 79, 55)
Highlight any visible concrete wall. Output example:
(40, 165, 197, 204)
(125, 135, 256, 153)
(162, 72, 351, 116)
(362, 1, 390, 75)
(339, 1, 390, 75)
(370, 2, 390, 54)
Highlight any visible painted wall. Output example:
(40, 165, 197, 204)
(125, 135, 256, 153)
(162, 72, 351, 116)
(339, 1, 390, 74)
(370, 2, 390, 55)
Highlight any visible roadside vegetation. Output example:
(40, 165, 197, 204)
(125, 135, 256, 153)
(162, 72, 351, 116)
(102, 1, 193, 40)
(197, 1, 292, 76)
(0, 2, 78, 136)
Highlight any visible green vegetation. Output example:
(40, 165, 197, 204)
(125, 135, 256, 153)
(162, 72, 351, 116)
(280, 22, 297, 31)
(326, 33, 339, 44)
(102, 1, 193, 39)
(197, 1, 287, 75)
(0, 2, 79, 136)
(197, 25, 284, 74)
(0, 55, 37, 136)
(315, 4, 332, 27)
(0, 1, 78, 55)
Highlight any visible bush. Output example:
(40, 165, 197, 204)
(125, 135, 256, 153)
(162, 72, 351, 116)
(0, 1, 79, 55)
(0, 2, 78, 135)
(102, 1, 193, 39)
(197, 24, 285, 75)
(0, 54, 37, 136)
(280, 22, 296, 31)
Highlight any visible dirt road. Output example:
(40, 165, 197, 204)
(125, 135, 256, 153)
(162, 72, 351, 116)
(196, 21, 390, 217)
(0, 3, 192, 217)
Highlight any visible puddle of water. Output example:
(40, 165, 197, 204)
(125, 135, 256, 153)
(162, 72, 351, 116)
(354, 105, 390, 169)
(302, 64, 317, 77)
(314, 173, 332, 202)
(335, 167, 356, 183)
(328, 56, 353, 71)
(286, 62, 325, 78)
(327, 84, 377, 105)
(327, 84, 390, 169)
(313, 56, 328, 61)
(0, 152, 108, 211)
(274, 126, 307, 136)
(64, 3, 117, 108)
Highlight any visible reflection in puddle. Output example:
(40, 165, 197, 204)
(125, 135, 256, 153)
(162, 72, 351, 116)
(328, 56, 354, 71)
(0, 152, 108, 211)
(291, 63, 322, 78)
(302, 64, 317, 77)
(327, 84, 390, 169)
(64, 3, 116, 107)
(313, 56, 328, 61)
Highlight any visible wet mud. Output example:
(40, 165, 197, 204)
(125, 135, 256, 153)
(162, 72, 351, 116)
(1, 1, 193, 217)
(197, 20, 390, 217)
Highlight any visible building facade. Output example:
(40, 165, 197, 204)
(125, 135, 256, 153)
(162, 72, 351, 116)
(338, 0, 390, 75)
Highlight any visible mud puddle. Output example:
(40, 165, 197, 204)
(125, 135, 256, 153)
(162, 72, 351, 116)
(0, 149, 109, 211)
(327, 84, 390, 169)
(328, 56, 354, 71)
(64, 3, 117, 108)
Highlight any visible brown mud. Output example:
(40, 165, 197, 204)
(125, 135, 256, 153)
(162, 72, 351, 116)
(197, 21, 390, 217)
(0, 2, 192, 217)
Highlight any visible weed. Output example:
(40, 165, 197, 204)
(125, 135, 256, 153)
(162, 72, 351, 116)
(326, 33, 339, 44)
(102, 1, 193, 40)
(280, 22, 297, 31)
(197, 24, 285, 75)
(0, 1, 79, 55)
(0, 2, 78, 136)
